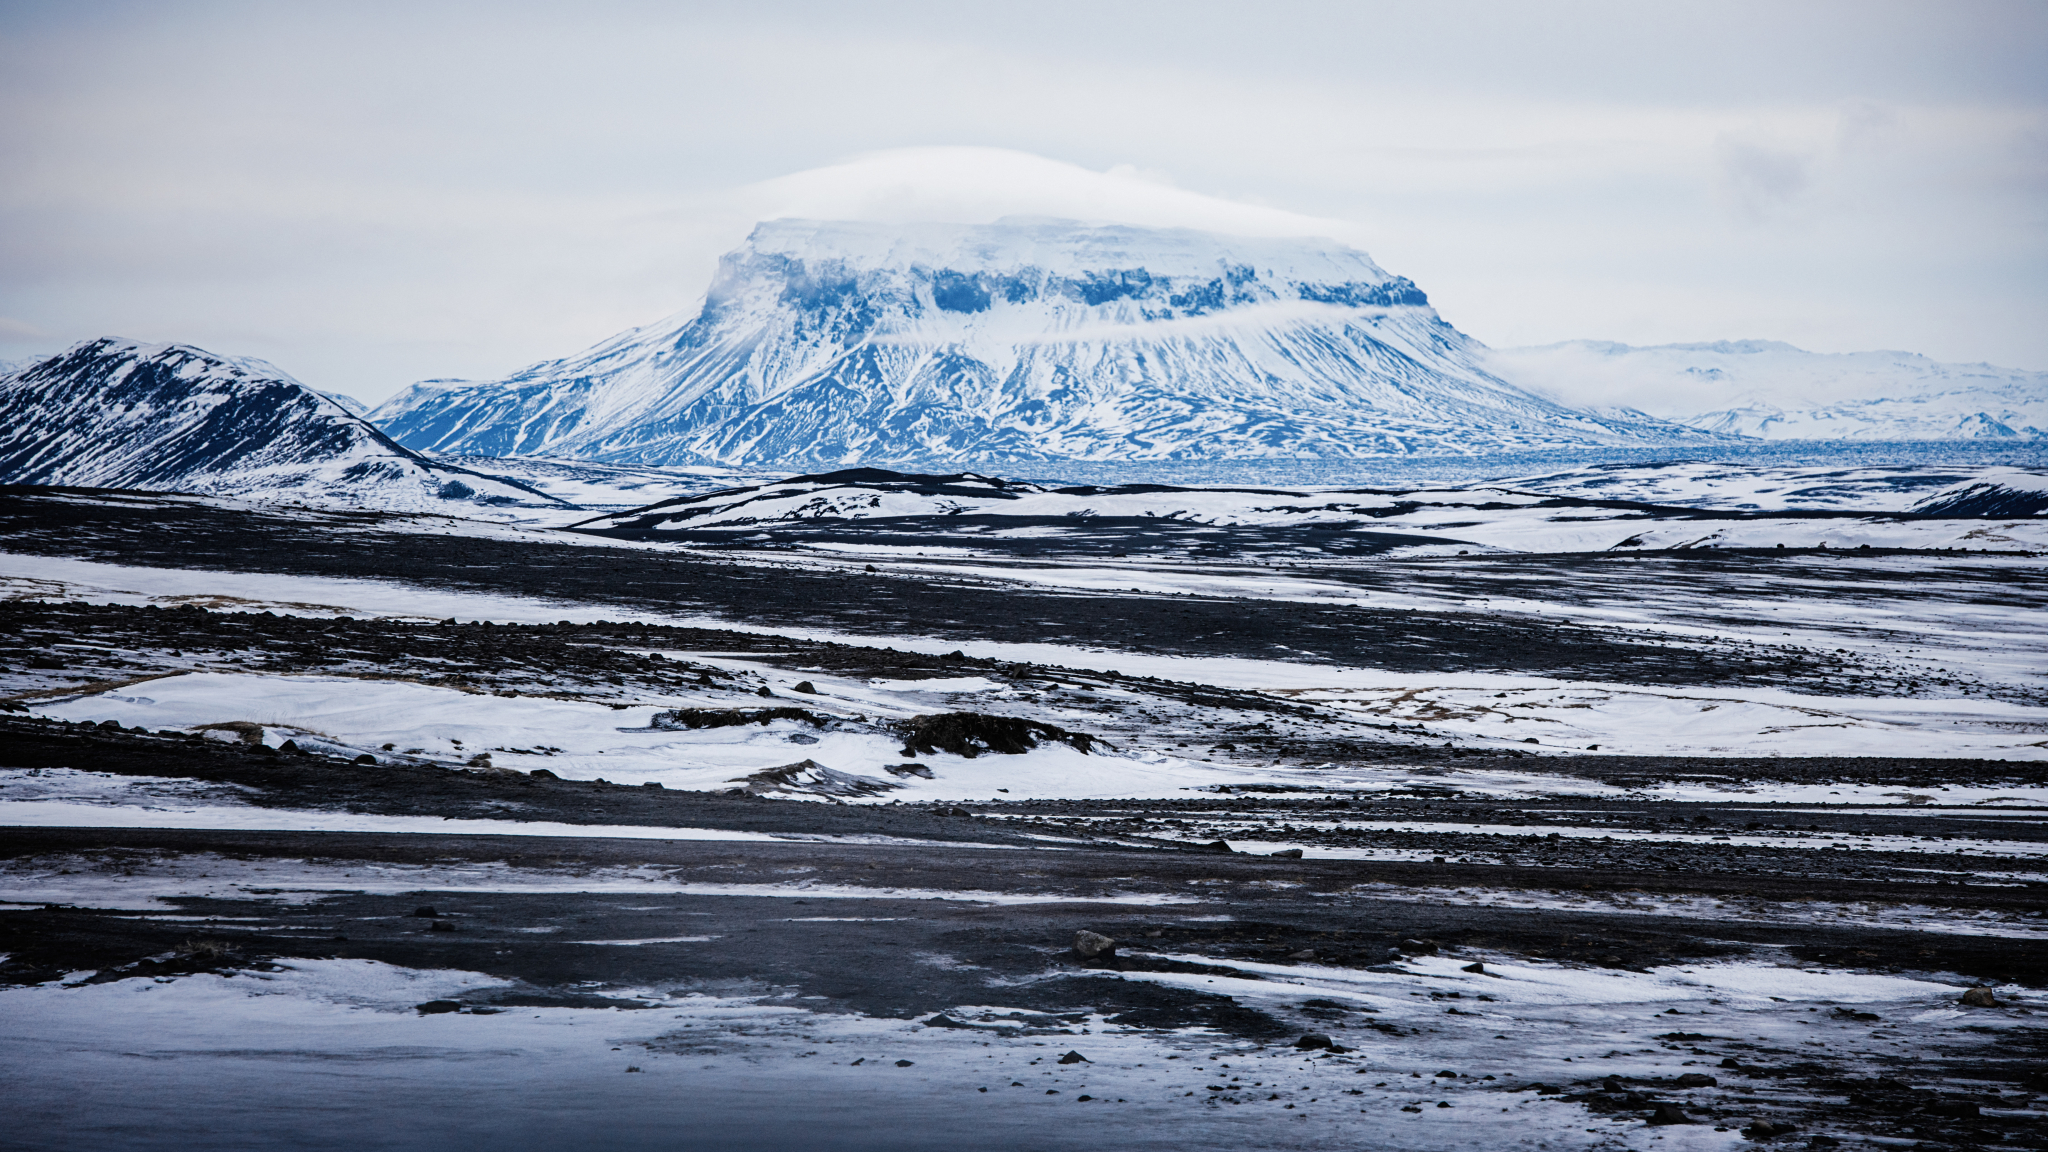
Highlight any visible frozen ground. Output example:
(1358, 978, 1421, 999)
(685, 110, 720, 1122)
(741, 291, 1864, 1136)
(1, 469, 2044, 1149)
(4, 827, 2042, 1151)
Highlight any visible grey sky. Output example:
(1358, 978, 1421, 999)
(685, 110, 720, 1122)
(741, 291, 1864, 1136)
(2, 0, 2043, 406)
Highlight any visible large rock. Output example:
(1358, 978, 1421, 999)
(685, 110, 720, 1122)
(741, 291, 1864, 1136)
(1072, 930, 1117, 959)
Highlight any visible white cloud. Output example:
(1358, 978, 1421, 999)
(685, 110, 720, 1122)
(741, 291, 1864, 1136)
(0, 1, 2042, 403)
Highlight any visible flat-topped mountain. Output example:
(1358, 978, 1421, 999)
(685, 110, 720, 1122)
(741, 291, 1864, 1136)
(372, 219, 1721, 466)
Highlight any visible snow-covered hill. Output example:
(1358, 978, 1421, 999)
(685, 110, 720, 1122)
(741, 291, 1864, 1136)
(0, 338, 559, 510)
(1485, 340, 2048, 441)
(372, 219, 1723, 467)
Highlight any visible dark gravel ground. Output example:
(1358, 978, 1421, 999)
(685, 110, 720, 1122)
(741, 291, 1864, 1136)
(0, 485, 1937, 694)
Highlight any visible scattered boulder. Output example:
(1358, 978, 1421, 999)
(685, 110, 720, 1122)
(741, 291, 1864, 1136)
(894, 712, 1101, 758)
(923, 1014, 976, 1029)
(1461, 962, 1487, 974)
(883, 763, 934, 778)
(529, 768, 558, 779)
(1294, 1034, 1336, 1051)
(756, 685, 774, 697)
(895, 1060, 914, 1067)
(641, 781, 663, 790)
(1647, 1103, 1691, 1125)
(792, 681, 818, 694)
(352, 753, 376, 765)
(1072, 930, 1117, 959)
(1057, 1051, 1090, 1065)
(1268, 848, 1303, 859)
(726, 760, 900, 799)
(415, 1000, 461, 1015)
(1960, 986, 2000, 1007)
(1673, 1073, 1717, 1088)
(1192, 840, 1234, 854)
(652, 707, 829, 731)
(1741, 1119, 1799, 1137)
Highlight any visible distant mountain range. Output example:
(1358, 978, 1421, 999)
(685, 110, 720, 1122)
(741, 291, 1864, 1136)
(369, 219, 1725, 466)
(1485, 340, 2047, 441)
(0, 338, 557, 510)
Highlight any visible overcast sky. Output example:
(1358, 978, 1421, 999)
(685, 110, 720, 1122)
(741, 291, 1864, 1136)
(2, 0, 2044, 406)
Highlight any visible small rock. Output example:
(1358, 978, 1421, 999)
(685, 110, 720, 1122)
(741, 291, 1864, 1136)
(1195, 840, 1233, 854)
(792, 681, 818, 694)
(415, 1000, 461, 1015)
(895, 1059, 914, 1067)
(1058, 1051, 1090, 1065)
(1741, 1119, 1799, 1137)
(924, 1014, 975, 1029)
(642, 781, 663, 789)
(1076, 1094, 1092, 1101)
(1648, 1103, 1691, 1125)
(1295, 1034, 1335, 1050)
(625, 1066, 641, 1073)
(1461, 962, 1486, 973)
(1073, 930, 1117, 959)
(529, 768, 558, 779)
(1960, 986, 2000, 1007)
(756, 685, 773, 697)
(352, 754, 376, 765)
(1269, 848, 1303, 859)
(1673, 1073, 1716, 1087)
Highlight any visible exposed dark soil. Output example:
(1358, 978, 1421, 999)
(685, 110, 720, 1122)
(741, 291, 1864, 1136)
(0, 486, 1928, 694)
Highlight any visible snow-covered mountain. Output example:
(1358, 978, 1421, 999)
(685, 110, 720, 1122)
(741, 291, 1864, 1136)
(372, 219, 1723, 467)
(1485, 340, 2048, 441)
(0, 338, 559, 510)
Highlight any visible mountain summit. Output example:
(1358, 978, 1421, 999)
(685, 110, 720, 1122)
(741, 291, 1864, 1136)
(372, 219, 1717, 466)
(0, 338, 555, 509)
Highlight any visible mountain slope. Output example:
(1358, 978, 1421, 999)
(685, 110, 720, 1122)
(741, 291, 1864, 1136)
(372, 219, 1722, 466)
(0, 338, 559, 510)
(1485, 340, 2048, 440)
